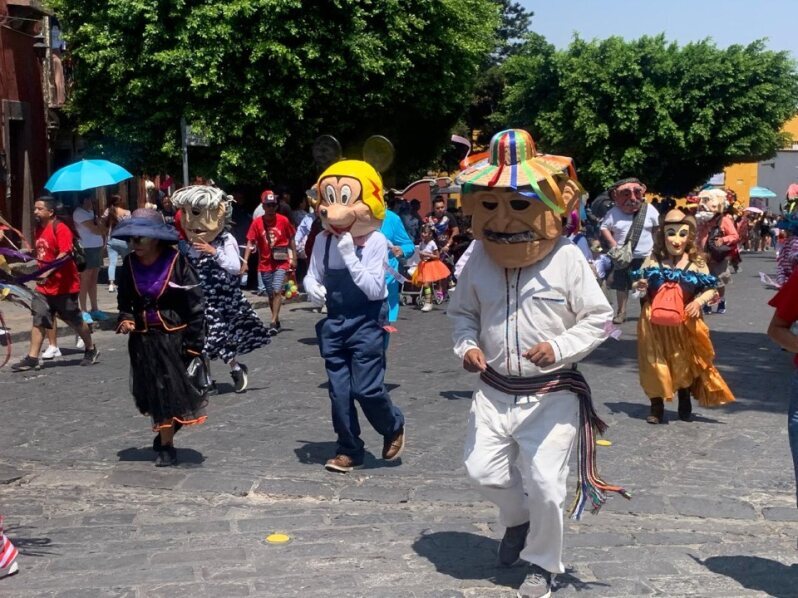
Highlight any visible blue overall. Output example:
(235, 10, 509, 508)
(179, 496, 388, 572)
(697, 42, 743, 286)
(315, 236, 405, 459)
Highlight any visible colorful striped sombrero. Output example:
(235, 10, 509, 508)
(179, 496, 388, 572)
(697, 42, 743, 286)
(457, 129, 579, 215)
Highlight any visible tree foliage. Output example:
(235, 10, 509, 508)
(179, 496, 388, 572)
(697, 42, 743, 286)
(50, 0, 500, 186)
(465, 1, 534, 146)
(496, 35, 798, 194)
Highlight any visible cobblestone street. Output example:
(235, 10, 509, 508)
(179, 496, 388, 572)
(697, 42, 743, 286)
(1, 252, 797, 597)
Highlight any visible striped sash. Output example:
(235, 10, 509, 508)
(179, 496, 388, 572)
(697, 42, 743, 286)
(480, 366, 632, 520)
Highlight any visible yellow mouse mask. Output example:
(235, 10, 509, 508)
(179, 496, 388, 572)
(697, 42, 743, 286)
(457, 129, 582, 268)
(316, 160, 386, 237)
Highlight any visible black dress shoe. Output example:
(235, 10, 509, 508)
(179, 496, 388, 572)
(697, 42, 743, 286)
(155, 445, 177, 467)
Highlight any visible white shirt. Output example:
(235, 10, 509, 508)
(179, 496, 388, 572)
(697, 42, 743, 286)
(600, 203, 660, 258)
(304, 231, 388, 301)
(72, 206, 104, 248)
(185, 232, 240, 275)
(448, 238, 613, 397)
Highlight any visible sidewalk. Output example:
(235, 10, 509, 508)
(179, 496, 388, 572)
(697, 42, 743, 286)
(1, 283, 304, 344)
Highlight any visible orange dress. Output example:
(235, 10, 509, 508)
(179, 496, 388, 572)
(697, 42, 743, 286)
(635, 263, 735, 407)
(412, 258, 450, 285)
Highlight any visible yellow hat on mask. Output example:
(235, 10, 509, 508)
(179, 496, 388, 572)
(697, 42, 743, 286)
(316, 159, 386, 222)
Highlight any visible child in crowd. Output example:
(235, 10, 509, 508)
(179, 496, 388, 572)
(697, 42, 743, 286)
(412, 224, 450, 312)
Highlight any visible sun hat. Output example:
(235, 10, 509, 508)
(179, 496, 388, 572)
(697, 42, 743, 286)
(661, 208, 696, 231)
(111, 208, 179, 242)
(455, 128, 579, 215)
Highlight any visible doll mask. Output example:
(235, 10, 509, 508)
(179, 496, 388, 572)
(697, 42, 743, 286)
(316, 160, 385, 238)
(663, 223, 691, 256)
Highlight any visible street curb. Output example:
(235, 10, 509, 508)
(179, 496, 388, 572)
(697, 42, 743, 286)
(3, 293, 308, 345)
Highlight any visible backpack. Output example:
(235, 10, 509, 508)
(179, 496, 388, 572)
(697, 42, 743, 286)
(53, 220, 86, 272)
(650, 281, 684, 327)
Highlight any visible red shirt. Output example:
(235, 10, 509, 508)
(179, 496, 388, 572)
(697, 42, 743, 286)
(35, 221, 80, 296)
(246, 213, 295, 272)
(769, 269, 798, 366)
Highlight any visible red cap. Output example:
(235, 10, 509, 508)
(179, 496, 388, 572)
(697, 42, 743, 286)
(260, 189, 277, 203)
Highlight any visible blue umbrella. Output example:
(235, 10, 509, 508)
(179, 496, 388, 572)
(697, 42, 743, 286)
(44, 159, 133, 192)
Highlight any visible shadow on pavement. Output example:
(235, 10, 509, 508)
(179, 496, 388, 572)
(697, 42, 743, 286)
(293, 440, 401, 470)
(411, 531, 608, 593)
(692, 555, 798, 598)
(604, 401, 725, 424)
(439, 390, 473, 401)
(116, 447, 205, 465)
(297, 337, 319, 346)
(589, 329, 791, 415)
(4, 524, 55, 557)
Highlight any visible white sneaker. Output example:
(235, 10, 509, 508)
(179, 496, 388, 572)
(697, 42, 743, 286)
(421, 302, 433, 312)
(41, 346, 62, 360)
(75, 336, 85, 350)
(108, 283, 117, 293)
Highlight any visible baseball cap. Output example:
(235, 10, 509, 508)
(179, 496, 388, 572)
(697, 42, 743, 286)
(260, 189, 277, 203)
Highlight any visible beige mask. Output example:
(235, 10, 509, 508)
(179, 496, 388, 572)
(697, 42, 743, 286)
(464, 179, 580, 268)
(181, 203, 226, 243)
(663, 223, 690, 256)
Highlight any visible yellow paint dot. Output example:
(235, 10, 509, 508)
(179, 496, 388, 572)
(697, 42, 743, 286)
(266, 533, 291, 544)
(596, 439, 612, 447)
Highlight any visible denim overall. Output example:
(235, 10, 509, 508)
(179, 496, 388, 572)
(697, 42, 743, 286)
(315, 235, 405, 459)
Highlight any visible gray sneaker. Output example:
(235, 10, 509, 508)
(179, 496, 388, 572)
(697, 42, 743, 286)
(80, 345, 99, 366)
(517, 564, 552, 598)
(498, 521, 529, 567)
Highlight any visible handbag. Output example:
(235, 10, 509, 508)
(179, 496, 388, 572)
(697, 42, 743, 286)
(607, 206, 647, 270)
(707, 224, 732, 262)
(263, 216, 290, 262)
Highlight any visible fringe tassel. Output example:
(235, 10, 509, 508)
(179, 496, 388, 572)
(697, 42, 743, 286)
(568, 395, 632, 520)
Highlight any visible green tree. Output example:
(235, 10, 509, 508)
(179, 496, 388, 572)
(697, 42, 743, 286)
(496, 35, 798, 195)
(49, 0, 500, 186)
(465, 1, 534, 147)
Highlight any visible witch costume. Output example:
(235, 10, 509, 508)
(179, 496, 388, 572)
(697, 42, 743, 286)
(113, 212, 208, 446)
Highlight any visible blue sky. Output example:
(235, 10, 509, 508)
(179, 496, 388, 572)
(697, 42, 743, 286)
(520, 0, 796, 57)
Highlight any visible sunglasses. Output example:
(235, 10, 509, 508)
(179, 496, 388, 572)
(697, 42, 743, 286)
(130, 236, 149, 243)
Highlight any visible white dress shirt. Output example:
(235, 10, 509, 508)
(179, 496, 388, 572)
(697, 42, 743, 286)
(304, 231, 388, 301)
(448, 237, 613, 386)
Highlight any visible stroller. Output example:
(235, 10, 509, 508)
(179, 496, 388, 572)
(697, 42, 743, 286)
(398, 248, 450, 307)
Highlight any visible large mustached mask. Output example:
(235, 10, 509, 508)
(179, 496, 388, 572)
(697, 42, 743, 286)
(170, 185, 233, 243)
(456, 129, 582, 268)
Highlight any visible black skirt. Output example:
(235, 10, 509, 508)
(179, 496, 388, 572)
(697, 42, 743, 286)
(129, 329, 208, 431)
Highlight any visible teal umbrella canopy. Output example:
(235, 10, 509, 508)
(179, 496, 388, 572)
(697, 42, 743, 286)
(44, 159, 133, 192)
(749, 186, 777, 199)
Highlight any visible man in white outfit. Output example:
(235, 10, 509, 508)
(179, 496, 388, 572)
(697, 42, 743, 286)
(449, 129, 624, 598)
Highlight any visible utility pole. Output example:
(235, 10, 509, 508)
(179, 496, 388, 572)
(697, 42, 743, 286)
(180, 117, 189, 187)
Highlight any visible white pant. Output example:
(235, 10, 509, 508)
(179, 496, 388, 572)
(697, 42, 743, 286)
(464, 389, 579, 574)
